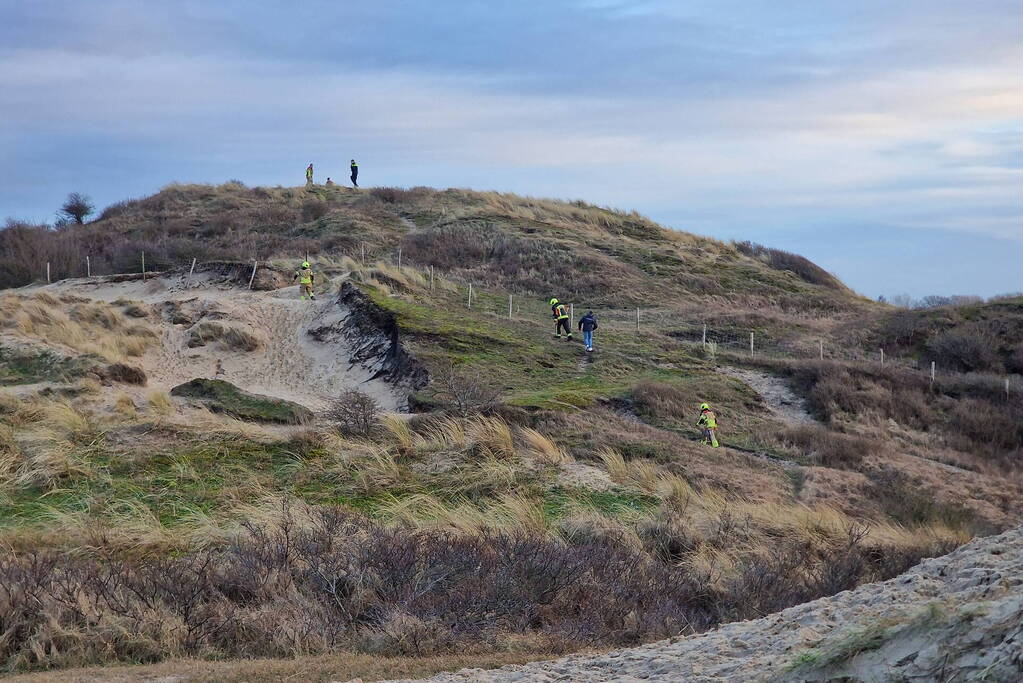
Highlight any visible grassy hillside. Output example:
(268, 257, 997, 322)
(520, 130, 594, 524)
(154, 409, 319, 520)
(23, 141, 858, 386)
(2, 183, 873, 340)
(1, 183, 1021, 678)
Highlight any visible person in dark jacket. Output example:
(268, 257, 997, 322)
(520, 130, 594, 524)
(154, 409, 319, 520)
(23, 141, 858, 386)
(350, 159, 359, 188)
(578, 310, 597, 352)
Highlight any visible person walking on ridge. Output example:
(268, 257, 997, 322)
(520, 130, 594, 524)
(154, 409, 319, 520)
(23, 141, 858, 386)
(294, 261, 316, 300)
(578, 310, 597, 352)
(350, 159, 359, 188)
(697, 403, 719, 447)
(306, 163, 314, 185)
(550, 298, 572, 341)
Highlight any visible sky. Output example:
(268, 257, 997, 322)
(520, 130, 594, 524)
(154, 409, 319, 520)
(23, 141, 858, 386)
(1, 0, 1021, 299)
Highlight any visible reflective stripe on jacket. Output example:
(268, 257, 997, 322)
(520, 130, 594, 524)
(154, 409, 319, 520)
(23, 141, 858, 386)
(697, 410, 717, 429)
(297, 268, 313, 285)
(553, 304, 569, 320)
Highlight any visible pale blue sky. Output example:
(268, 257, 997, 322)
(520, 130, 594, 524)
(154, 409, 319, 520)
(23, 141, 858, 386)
(2, 0, 1021, 298)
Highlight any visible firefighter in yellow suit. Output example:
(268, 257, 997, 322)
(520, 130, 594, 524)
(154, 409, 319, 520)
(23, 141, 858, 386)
(294, 261, 315, 300)
(549, 298, 572, 340)
(697, 403, 719, 447)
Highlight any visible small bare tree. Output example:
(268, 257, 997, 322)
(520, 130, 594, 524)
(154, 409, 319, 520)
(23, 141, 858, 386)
(59, 192, 94, 225)
(432, 366, 502, 417)
(326, 389, 381, 436)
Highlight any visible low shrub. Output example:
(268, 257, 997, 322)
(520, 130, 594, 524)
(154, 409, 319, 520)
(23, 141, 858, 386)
(925, 329, 1001, 373)
(326, 389, 381, 436)
(773, 424, 872, 470)
(103, 363, 147, 385)
(430, 366, 502, 417)
(0, 503, 948, 673)
(632, 381, 689, 421)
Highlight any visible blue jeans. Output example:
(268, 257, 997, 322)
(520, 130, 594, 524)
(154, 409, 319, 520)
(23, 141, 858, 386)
(583, 330, 593, 349)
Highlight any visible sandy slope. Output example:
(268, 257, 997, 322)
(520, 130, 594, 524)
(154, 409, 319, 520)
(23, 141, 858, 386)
(35, 271, 403, 412)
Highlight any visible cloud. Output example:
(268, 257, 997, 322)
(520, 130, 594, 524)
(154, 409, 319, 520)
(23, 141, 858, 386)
(2, 0, 1022, 294)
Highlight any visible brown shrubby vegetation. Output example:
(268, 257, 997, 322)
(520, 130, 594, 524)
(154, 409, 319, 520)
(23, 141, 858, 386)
(0, 502, 953, 673)
(326, 389, 382, 437)
(754, 358, 1023, 467)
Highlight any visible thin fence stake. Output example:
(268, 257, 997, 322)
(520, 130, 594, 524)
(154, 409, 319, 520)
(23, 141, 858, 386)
(508, 294, 513, 319)
(397, 248, 402, 272)
(248, 261, 258, 289)
(189, 258, 197, 278)
(880, 348, 884, 367)
(46, 262, 51, 284)
(86, 255, 91, 278)
(570, 303, 574, 329)
(930, 361, 936, 386)
(468, 283, 473, 309)
(430, 266, 434, 291)
(141, 252, 146, 280)
(702, 323, 707, 349)
(361, 243, 365, 266)
(636, 308, 640, 332)
(1006, 377, 1011, 401)
(750, 331, 754, 359)
(819, 339, 824, 361)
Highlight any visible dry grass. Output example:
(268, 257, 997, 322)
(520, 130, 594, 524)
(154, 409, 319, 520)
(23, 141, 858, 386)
(0, 398, 99, 493)
(0, 294, 157, 362)
(186, 320, 263, 352)
(1, 651, 549, 683)
(146, 390, 174, 416)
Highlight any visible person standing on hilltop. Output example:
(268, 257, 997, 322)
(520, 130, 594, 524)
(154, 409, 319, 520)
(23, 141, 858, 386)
(306, 163, 314, 185)
(294, 261, 316, 300)
(697, 403, 719, 447)
(578, 310, 597, 352)
(325, 177, 335, 187)
(549, 298, 572, 341)
(350, 159, 359, 188)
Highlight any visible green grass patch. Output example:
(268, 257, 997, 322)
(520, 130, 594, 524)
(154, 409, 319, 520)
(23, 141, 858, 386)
(170, 379, 313, 424)
(0, 345, 96, 385)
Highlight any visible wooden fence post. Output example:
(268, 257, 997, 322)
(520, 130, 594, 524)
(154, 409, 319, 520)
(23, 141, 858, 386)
(468, 283, 473, 309)
(46, 262, 50, 284)
(702, 323, 707, 349)
(636, 308, 640, 332)
(930, 361, 936, 386)
(508, 294, 513, 319)
(819, 339, 824, 361)
(750, 331, 754, 359)
(880, 348, 884, 367)
(141, 252, 146, 280)
(86, 255, 91, 278)
(248, 261, 258, 289)
(189, 258, 197, 278)
(397, 248, 402, 272)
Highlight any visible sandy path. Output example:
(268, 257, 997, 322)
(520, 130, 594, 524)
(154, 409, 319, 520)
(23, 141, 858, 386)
(719, 366, 814, 425)
(39, 274, 402, 412)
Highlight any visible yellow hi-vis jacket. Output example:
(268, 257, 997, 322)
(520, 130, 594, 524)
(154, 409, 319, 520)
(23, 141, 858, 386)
(697, 410, 717, 429)
(297, 268, 313, 285)
(553, 304, 569, 320)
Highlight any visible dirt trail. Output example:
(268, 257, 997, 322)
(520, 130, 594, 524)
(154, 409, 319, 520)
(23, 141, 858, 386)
(38, 272, 404, 412)
(719, 365, 814, 425)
